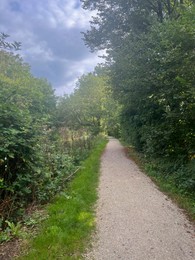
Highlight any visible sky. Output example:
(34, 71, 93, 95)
(0, 0, 103, 95)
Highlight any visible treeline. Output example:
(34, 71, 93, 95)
(81, 1, 195, 194)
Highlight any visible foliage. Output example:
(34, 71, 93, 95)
(81, 0, 192, 52)
(113, 7, 195, 195)
(0, 220, 23, 242)
(111, 7, 195, 160)
(0, 50, 77, 227)
(0, 48, 108, 233)
(82, 2, 195, 195)
(18, 137, 108, 259)
(5, 220, 22, 237)
(56, 67, 121, 137)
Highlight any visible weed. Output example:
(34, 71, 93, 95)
(5, 220, 22, 237)
(0, 220, 24, 243)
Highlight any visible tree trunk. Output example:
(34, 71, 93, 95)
(166, 0, 172, 15)
(157, 1, 163, 22)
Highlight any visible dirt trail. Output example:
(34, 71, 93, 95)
(85, 138, 195, 260)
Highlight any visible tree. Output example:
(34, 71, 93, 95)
(57, 72, 107, 134)
(56, 68, 121, 136)
(110, 6, 195, 159)
(81, 1, 195, 194)
(81, 0, 192, 52)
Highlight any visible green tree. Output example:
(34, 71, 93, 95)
(81, 1, 195, 193)
(81, 0, 191, 52)
(56, 68, 120, 136)
(111, 7, 195, 159)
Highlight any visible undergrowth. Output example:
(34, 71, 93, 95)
(17, 136, 108, 260)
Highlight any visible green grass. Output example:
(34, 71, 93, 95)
(125, 145, 195, 222)
(18, 137, 108, 260)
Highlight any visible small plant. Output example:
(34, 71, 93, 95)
(5, 220, 22, 237)
(0, 220, 23, 243)
(24, 217, 39, 227)
(24, 210, 48, 227)
(0, 231, 11, 243)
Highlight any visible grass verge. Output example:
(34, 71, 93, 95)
(125, 146, 195, 222)
(18, 137, 108, 260)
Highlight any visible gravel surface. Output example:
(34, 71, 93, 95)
(85, 138, 195, 260)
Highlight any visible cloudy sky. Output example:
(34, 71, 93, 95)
(0, 0, 103, 95)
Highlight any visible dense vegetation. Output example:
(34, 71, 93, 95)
(56, 67, 121, 137)
(0, 0, 194, 244)
(0, 37, 111, 238)
(19, 137, 107, 259)
(81, 1, 195, 197)
(1, 53, 69, 228)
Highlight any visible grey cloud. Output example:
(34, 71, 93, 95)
(33, 25, 89, 61)
(0, 0, 103, 95)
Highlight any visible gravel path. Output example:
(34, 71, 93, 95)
(85, 138, 195, 260)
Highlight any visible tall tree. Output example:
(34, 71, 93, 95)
(110, 6, 195, 159)
(81, 0, 191, 52)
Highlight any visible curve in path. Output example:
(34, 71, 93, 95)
(85, 138, 195, 260)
